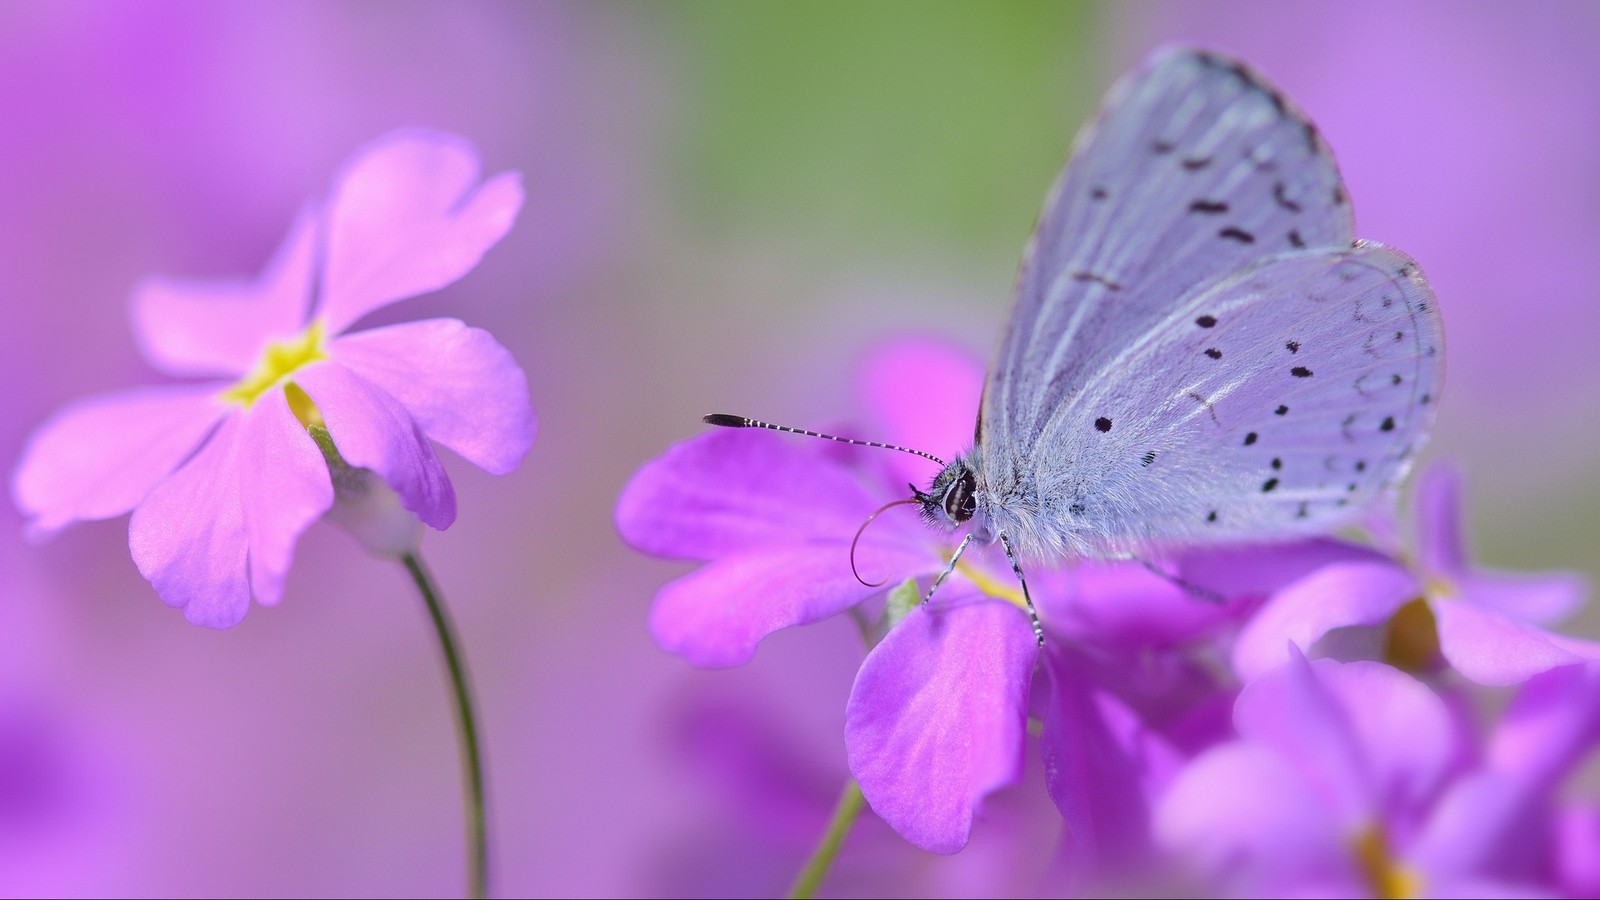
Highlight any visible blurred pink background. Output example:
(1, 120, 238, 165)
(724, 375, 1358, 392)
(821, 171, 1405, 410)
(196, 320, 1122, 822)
(2, 2, 1597, 896)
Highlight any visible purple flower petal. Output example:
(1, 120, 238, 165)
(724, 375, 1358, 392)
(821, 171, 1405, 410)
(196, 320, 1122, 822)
(1040, 647, 1183, 873)
(1233, 560, 1420, 681)
(1161, 658, 1459, 896)
(648, 544, 932, 668)
(845, 599, 1038, 854)
(1232, 655, 1378, 827)
(1556, 805, 1600, 898)
(317, 130, 523, 335)
(129, 206, 318, 378)
(1175, 538, 1393, 598)
(617, 428, 917, 561)
(294, 362, 455, 530)
(128, 414, 250, 628)
(1155, 741, 1352, 891)
(12, 384, 228, 538)
(1418, 462, 1468, 575)
(330, 318, 535, 475)
(1044, 541, 1392, 652)
(238, 390, 334, 605)
(857, 337, 984, 489)
(1273, 658, 1457, 817)
(1487, 663, 1600, 793)
(1409, 770, 1552, 890)
(1459, 568, 1590, 627)
(1045, 561, 1247, 649)
(1434, 600, 1600, 686)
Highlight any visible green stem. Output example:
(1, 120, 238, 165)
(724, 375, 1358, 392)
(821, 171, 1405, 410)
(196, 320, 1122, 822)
(787, 778, 865, 900)
(402, 551, 488, 899)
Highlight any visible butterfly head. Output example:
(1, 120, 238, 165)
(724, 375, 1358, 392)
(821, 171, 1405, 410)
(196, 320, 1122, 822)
(914, 458, 978, 530)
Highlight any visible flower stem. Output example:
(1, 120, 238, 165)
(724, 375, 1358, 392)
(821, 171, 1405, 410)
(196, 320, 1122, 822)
(402, 551, 488, 899)
(787, 778, 865, 900)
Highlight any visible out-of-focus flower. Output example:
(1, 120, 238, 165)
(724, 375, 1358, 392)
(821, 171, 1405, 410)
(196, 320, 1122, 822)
(1234, 464, 1594, 685)
(1033, 538, 1394, 887)
(618, 338, 1040, 854)
(11, 130, 535, 628)
(1157, 653, 1600, 898)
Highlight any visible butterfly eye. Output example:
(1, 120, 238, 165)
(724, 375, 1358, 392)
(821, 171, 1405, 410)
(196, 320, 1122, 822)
(942, 470, 977, 523)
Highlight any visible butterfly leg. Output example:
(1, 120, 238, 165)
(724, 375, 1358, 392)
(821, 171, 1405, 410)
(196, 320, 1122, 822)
(921, 532, 974, 608)
(999, 533, 1046, 646)
(1128, 555, 1226, 605)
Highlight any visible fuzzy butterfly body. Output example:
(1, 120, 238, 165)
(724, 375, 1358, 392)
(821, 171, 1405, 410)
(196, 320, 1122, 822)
(924, 48, 1444, 562)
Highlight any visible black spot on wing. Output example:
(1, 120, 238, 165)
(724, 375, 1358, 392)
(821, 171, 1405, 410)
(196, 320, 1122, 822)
(1195, 315, 1218, 328)
(1191, 199, 1230, 214)
(1272, 181, 1302, 213)
(1188, 391, 1222, 427)
(1219, 227, 1256, 244)
(1204, 348, 1222, 360)
(1071, 270, 1123, 291)
(1095, 417, 1112, 433)
(1291, 366, 1313, 378)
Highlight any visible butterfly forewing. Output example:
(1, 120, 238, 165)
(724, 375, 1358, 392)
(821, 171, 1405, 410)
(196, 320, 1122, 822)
(983, 49, 1354, 468)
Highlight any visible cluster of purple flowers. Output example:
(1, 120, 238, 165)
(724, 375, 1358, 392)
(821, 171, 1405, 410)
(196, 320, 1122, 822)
(619, 336, 1599, 896)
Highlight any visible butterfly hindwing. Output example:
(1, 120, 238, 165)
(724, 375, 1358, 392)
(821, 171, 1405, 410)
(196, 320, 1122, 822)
(1013, 241, 1442, 555)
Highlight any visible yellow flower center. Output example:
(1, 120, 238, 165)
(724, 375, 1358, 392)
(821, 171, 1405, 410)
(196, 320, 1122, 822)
(1352, 823, 1423, 899)
(221, 320, 329, 428)
(955, 556, 1029, 610)
(1383, 596, 1441, 673)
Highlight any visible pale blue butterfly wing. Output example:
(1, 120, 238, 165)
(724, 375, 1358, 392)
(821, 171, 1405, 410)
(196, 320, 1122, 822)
(1022, 241, 1442, 555)
(974, 48, 1443, 559)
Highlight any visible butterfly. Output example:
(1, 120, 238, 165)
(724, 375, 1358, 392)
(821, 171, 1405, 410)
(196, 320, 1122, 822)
(708, 48, 1444, 644)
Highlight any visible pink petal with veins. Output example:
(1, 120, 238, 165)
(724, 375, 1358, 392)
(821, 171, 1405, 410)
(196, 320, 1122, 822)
(331, 318, 534, 475)
(13, 384, 228, 538)
(317, 130, 523, 334)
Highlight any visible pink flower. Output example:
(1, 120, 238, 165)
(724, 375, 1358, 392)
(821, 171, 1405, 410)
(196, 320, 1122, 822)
(11, 130, 535, 628)
(1156, 653, 1600, 897)
(618, 338, 1041, 853)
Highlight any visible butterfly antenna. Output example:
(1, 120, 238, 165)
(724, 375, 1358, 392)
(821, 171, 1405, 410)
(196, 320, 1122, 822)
(850, 498, 921, 587)
(703, 414, 946, 466)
